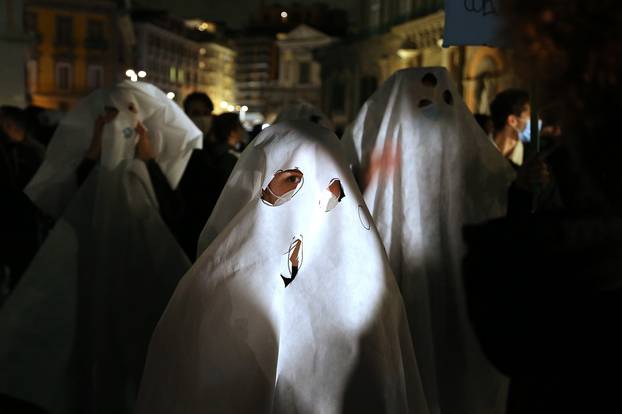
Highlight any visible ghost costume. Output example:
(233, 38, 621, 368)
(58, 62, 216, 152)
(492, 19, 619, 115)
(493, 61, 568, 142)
(274, 101, 335, 131)
(136, 121, 429, 414)
(342, 68, 514, 414)
(0, 81, 201, 413)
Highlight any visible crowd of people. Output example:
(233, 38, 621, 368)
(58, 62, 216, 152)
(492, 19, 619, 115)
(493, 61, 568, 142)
(1, 0, 621, 412)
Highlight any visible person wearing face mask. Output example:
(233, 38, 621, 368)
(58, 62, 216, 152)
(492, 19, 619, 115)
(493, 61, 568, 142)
(490, 90, 563, 215)
(75, 106, 184, 232)
(0, 82, 201, 414)
(136, 121, 429, 414)
(490, 89, 531, 168)
(175, 92, 220, 260)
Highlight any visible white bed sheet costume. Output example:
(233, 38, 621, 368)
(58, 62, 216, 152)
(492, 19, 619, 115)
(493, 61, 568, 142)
(342, 68, 515, 414)
(136, 121, 430, 414)
(0, 81, 201, 413)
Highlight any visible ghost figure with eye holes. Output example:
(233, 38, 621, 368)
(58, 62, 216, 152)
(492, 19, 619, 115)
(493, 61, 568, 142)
(0, 81, 202, 414)
(136, 121, 429, 414)
(342, 67, 515, 414)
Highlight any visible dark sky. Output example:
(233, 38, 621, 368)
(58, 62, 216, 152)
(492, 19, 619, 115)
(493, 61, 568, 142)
(136, 0, 356, 28)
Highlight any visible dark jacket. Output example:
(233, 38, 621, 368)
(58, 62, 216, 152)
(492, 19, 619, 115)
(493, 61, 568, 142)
(463, 212, 622, 413)
(177, 139, 237, 260)
(0, 136, 47, 292)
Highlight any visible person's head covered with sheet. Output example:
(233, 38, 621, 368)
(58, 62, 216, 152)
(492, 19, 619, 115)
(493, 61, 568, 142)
(342, 67, 514, 414)
(136, 120, 429, 414)
(25, 80, 202, 218)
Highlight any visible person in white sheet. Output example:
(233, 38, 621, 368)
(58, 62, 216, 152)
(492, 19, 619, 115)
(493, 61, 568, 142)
(341, 67, 515, 414)
(0, 81, 202, 414)
(136, 121, 429, 414)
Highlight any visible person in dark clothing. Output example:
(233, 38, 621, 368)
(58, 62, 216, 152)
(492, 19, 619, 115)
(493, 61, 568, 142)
(463, 1, 622, 412)
(0, 107, 49, 295)
(0, 106, 45, 188)
(177, 94, 241, 260)
(183, 92, 214, 136)
(23, 105, 59, 148)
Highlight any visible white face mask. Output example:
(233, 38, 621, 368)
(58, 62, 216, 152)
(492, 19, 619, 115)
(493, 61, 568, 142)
(100, 109, 140, 170)
(191, 115, 212, 135)
(266, 185, 298, 206)
(318, 188, 340, 212)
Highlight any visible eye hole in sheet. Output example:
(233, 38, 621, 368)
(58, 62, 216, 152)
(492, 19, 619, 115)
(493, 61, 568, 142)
(421, 73, 438, 87)
(281, 237, 303, 287)
(319, 178, 345, 212)
(261, 168, 304, 206)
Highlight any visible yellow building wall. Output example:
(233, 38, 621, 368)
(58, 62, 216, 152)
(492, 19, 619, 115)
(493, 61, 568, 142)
(28, 5, 115, 109)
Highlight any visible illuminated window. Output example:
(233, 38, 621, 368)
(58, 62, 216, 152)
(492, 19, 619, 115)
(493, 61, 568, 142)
(169, 66, 176, 82)
(178, 69, 185, 83)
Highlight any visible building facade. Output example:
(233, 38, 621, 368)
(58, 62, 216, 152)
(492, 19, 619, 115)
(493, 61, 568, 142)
(198, 41, 236, 114)
(235, 3, 348, 123)
(234, 35, 278, 117)
(0, 0, 30, 106)
(133, 13, 237, 109)
(264, 24, 336, 119)
(318, 0, 514, 130)
(133, 20, 200, 102)
(23, 0, 120, 110)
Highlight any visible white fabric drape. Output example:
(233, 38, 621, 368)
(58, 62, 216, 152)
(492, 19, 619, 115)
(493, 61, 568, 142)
(137, 121, 430, 414)
(342, 67, 514, 414)
(0, 81, 201, 413)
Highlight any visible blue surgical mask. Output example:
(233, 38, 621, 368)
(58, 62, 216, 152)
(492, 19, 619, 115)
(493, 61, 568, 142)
(519, 119, 543, 143)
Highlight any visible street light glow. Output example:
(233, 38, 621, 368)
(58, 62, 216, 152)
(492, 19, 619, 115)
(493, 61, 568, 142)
(166, 92, 176, 100)
(125, 69, 136, 77)
(281, 11, 288, 18)
(220, 101, 228, 109)
(227, 105, 235, 112)
(138, 71, 147, 78)
(241, 105, 249, 112)
(130, 74, 138, 82)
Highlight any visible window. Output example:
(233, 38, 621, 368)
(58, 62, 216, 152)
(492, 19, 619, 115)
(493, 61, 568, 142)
(26, 60, 38, 92)
(55, 16, 73, 46)
(85, 19, 106, 49)
(56, 62, 72, 91)
(178, 69, 185, 83)
(87, 65, 103, 89)
(299, 62, 311, 85)
(169, 66, 176, 82)
(24, 12, 37, 34)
